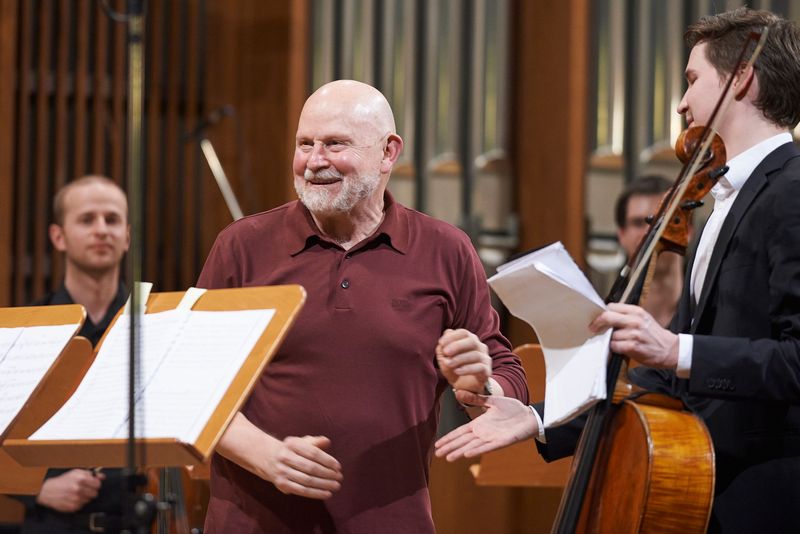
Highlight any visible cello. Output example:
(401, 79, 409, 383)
(551, 29, 769, 533)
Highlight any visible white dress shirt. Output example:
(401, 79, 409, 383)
(676, 132, 794, 378)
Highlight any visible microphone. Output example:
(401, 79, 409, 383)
(183, 105, 234, 141)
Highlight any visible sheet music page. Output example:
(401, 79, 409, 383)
(0, 327, 23, 366)
(140, 309, 274, 442)
(496, 242, 606, 308)
(31, 309, 190, 440)
(31, 308, 274, 442)
(488, 242, 612, 428)
(0, 324, 79, 436)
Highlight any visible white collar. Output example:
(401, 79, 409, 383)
(721, 132, 794, 193)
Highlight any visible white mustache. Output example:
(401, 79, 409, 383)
(304, 168, 344, 182)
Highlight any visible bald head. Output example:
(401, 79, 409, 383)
(292, 80, 404, 218)
(301, 80, 396, 143)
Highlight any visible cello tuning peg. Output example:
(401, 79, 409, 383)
(709, 165, 729, 180)
(681, 200, 704, 210)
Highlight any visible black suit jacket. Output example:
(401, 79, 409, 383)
(540, 142, 800, 534)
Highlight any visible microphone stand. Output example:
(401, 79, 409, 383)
(185, 106, 244, 221)
(98, 0, 159, 531)
(123, 2, 153, 532)
(121, 1, 155, 531)
(200, 139, 244, 221)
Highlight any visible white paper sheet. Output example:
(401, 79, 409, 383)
(0, 324, 80, 436)
(31, 308, 275, 443)
(488, 242, 611, 427)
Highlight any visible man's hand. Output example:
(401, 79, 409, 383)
(589, 302, 679, 368)
(216, 413, 343, 500)
(436, 329, 492, 393)
(35, 469, 105, 513)
(434, 393, 538, 461)
(262, 435, 343, 499)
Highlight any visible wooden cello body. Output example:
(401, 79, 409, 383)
(574, 393, 714, 533)
(552, 126, 726, 534)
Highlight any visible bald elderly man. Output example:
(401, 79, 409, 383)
(197, 80, 529, 533)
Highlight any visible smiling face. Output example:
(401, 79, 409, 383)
(292, 115, 384, 215)
(292, 82, 398, 216)
(677, 43, 727, 129)
(49, 181, 130, 276)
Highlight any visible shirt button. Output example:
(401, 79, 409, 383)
(341, 279, 350, 289)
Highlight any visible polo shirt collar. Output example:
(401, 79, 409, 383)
(378, 191, 409, 254)
(287, 190, 409, 256)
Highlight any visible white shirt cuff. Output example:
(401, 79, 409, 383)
(530, 405, 546, 443)
(676, 333, 693, 378)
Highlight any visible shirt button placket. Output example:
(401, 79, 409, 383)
(333, 250, 353, 310)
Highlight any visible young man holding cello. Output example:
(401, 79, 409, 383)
(436, 8, 800, 533)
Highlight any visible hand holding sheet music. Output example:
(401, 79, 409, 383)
(488, 242, 611, 427)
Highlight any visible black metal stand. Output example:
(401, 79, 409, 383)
(97, 1, 162, 531)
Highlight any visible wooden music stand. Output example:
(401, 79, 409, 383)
(0, 304, 87, 494)
(471, 343, 572, 487)
(3, 285, 305, 470)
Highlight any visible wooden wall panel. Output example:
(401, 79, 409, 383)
(0, 0, 309, 304)
(203, 0, 309, 256)
(51, 0, 71, 290)
(0, 0, 312, 307)
(513, 0, 588, 257)
(0, 0, 18, 306)
(111, 0, 126, 192)
(508, 0, 590, 347)
(73, 0, 90, 178)
(32, 2, 53, 298)
(162, 0, 183, 291)
(143, 0, 164, 286)
(92, 2, 109, 173)
(12, 0, 32, 305)
(181, 0, 202, 286)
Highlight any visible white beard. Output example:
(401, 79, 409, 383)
(295, 168, 380, 214)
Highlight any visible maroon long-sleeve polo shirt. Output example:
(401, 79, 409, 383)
(198, 192, 528, 534)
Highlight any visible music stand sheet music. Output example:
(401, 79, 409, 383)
(0, 324, 81, 437)
(30, 308, 275, 444)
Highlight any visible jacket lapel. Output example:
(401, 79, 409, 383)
(690, 143, 798, 332)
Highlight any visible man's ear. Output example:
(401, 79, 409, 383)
(734, 64, 756, 101)
(380, 134, 404, 174)
(49, 223, 67, 252)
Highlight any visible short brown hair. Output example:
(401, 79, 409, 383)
(685, 7, 800, 129)
(53, 175, 127, 225)
(614, 175, 672, 229)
